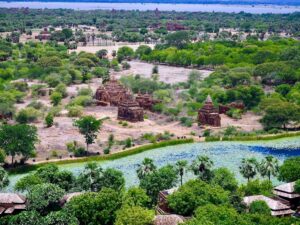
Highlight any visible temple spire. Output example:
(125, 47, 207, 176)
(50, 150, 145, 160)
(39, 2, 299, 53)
(205, 95, 213, 103)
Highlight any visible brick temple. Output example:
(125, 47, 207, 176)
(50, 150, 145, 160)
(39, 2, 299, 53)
(117, 92, 144, 122)
(198, 95, 221, 127)
(94, 78, 127, 106)
(136, 92, 160, 111)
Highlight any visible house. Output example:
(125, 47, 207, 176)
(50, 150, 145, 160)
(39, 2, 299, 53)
(243, 195, 295, 217)
(154, 214, 184, 225)
(157, 188, 177, 215)
(273, 182, 300, 210)
(0, 193, 26, 216)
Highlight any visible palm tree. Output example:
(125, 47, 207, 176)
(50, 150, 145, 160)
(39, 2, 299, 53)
(239, 158, 258, 182)
(190, 155, 214, 182)
(82, 162, 103, 191)
(136, 158, 156, 180)
(259, 155, 279, 181)
(175, 160, 188, 186)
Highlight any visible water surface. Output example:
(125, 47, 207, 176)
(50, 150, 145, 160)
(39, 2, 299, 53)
(7, 136, 300, 191)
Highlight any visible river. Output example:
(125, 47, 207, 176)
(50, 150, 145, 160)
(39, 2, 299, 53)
(1, 2, 300, 13)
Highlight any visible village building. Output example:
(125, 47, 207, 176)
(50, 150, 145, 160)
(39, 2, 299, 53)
(157, 188, 178, 215)
(243, 195, 295, 217)
(35, 28, 51, 40)
(117, 92, 144, 122)
(154, 214, 184, 225)
(94, 79, 127, 106)
(273, 182, 300, 210)
(198, 95, 221, 127)
(135, 92, 160, 111)
(0, 193, 26, 216)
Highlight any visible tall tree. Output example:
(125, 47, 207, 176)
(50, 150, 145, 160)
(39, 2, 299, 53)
(175, 160, 188, 186)
(190, 155, 214, 182)
(239, 158, 258, 182)
(0, 124, 38, 164)
(73, 116, 102, 152)
(136, 158, 156, 180)
(259, 156, 279, 181)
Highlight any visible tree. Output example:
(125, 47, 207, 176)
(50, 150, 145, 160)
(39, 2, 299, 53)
(44, 210, 79, 225)
(77, 162, 125, 192)
(136, 158, 157, 180)
(0, 167, 9, 190)
(295, 180, 300, 193)
(66, 188, 122, 225)
(185, 204, 243, 225)
(239, 179, 273, 196)
(278, 157, 300, 182)
(122, 187, 151, 208)
(259, 156, 279, 181)
(165, 31, 190, 49)
(96, 49, 108, 59)
(0, 124, 38, 164)
(8, 211, 42, 225)
(261, 101, 300, 130)
(0, 148, 6, 164)
(249, 200, 270, 215)
(239, 158, 258, 182)
(73, 116, 102, 152)
(211, 167, 238, 192)
(117, 46, 134, 62)
(175, 160, 188, 186)
(167, 179, 230, 216)
(27, 183, 65, 215)
(115, 206, 154, 225)
(139, 165, 178, 204)
(190, 155, 214, 182)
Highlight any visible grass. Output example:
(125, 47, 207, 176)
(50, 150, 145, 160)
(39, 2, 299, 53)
(8, 138, 194, 175)
(206, 131, 300, 142)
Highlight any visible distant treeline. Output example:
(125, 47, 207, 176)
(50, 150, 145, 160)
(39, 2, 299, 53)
(1, 0, 300, 5)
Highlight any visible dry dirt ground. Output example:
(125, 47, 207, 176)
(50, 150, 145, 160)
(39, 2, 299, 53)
(14, 78, 263, 161)
(113, 61, 213, 84)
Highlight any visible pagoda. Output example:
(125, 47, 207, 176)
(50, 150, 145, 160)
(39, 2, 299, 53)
(198, 95, 221, 127)
(118, 91, 144, 122)
(94, 78, 127, 106)
(135, 92, 160, 111)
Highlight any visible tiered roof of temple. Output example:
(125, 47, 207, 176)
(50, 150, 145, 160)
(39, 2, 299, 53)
(117, 91, 144, 122)
(198, 95, 221, 127)
(94, 78, 127, 106)
(0, 193, 26, 216)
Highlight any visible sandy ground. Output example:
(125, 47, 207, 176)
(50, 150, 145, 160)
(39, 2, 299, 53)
(114, 61, 213, 84)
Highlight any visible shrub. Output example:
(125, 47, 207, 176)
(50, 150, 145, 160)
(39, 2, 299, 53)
(122, 61, 131, 70)
(69, 96, 93, 107)
(124, 138, 132, 148)
(226, 108, 242, 119)
(16, 107, 41, 123)
(45, 113, 54, 127)
(249, 200, 270, 215)
(77, 87, 93, 96)
(54, 83, 67, 98)
(203, 129, 211, 137)
(50, 150, 58, 158)
(50, 92, 63, 106)
(67, 105, 83, 117)
(295, 180, 300, 193)
(48, 106, 62, 117)
(27, 101, 45, 110)
(180, 117, 193, 127)
(104, 148, 110, 155)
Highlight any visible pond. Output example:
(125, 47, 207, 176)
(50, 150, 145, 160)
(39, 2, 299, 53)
(6, 136, 300, 191)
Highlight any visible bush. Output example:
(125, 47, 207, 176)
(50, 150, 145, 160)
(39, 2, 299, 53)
(27, 101, 45, 110)
(48, 106, 62, 117)
(16, 107, 41, 123)
(69, 96, 93, 107)
(122, 61, 131, 70)
(54, 83, 67, 98)
(124, 138, 132, 148)
(226, 108, 242, 119)
(67, 105, 83, 117)
(45, 113, 54, 127)
(77, 87, 93, 96)
(249, 200, 270, 215)
(50, 92, 63, 106)
(180, 117, 193, 127)
(295, 180, 300, 193)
